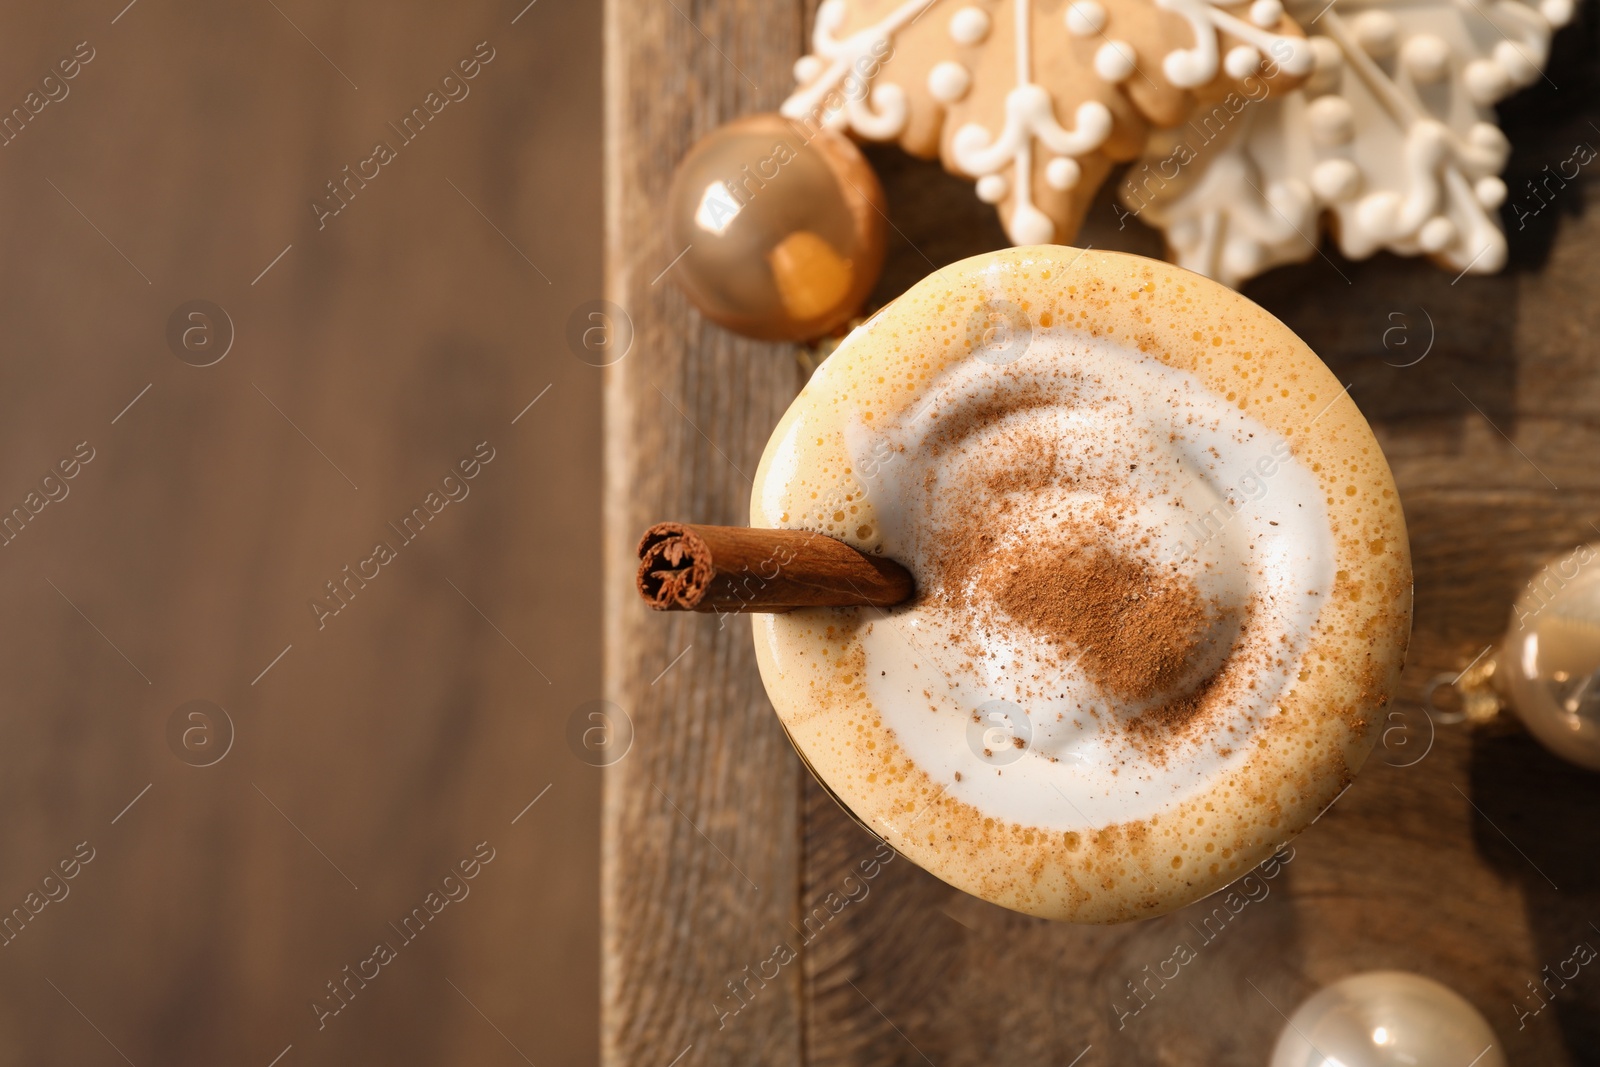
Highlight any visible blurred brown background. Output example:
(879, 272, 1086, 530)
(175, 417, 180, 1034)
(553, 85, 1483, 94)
(0, 1, 600, 1064)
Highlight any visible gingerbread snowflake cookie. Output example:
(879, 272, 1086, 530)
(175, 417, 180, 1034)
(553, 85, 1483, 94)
(1119, 0, 1573, 286)
(781, 0, 1314, 245)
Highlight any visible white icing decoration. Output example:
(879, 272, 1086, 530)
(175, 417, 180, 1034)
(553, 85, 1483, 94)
(1541, 0, 1574, 24)
(786, 0, 1537, 257)
(929, 60, 973, 101)
(1306, 35, 1344, 93)
(976, 173, 1010, 201)
(1350, 10, 1400, 57)
(1493, 38, 1539, 85)
(1307, 94, 1355, 145)
(1249, 0, 1284, 27)
(1095, 40, 1138, 82)
(1155, 0, 1313, 87)
(1223, 233, 1267, 278)
(1474, 175, 1507, 208)
(1224, 44, 1262, 78)
(1010, 213, 1056, 248)
(945, 0, 1114, 243)
(780, 0, 939, 139)
(1046, 156, 1082, 189)
(1311, 158, 1362, 201)
(1400, 33, 1450, 82)
(1462, 57, 1511, 104)
(1467, 121, 1510, 157)
(1065, 0, 1108, 36)
(1123, 0, 1567, 288)
(950, 6, 992, 44)
(1418, 215, 1456, 251)
(786, 0, 1119, 244)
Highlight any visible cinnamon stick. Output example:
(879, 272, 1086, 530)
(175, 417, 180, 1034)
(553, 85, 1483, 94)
(636, 523, 914, 613)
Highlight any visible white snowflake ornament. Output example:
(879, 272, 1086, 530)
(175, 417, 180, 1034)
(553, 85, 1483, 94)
(1119, 0, 1573, 287)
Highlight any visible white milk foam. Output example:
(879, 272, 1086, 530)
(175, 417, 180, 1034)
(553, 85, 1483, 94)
(836, 327, 1334, 832)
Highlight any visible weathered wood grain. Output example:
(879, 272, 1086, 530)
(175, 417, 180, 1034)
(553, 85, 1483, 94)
(602, 1, 813, 1064)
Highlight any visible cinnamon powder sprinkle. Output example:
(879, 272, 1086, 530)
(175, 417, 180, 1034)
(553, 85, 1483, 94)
(991, 540, 1209, 703)
(901, 363, 1266, 757)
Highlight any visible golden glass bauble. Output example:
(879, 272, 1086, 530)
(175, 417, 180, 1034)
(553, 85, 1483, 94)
(1500, 542, 1600, 770)
(666, 113, 886, 342)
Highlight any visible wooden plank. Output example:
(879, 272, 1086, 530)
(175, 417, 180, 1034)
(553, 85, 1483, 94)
(602, 1, 812, 1064)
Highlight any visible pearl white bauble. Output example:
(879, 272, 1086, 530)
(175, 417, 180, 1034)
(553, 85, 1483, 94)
(1269, 973, 1505, 1067)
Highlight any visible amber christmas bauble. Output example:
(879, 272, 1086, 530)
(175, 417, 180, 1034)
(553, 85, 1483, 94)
(666, 113, 886, 342)
(1500, 542, 1600, 770)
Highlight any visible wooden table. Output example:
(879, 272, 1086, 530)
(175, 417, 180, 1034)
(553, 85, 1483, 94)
(0, 3, 601, 1063)
(602, 3, 1600, 1062)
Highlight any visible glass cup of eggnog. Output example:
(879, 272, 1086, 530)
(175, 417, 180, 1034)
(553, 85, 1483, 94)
(746, 246, 1411, 923)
